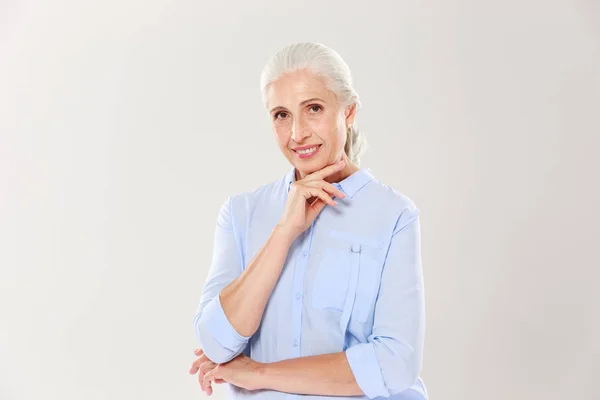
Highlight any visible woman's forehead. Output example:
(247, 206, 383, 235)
(267, 71, 336, 108)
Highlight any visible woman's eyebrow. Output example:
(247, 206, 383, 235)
(270, 97, 325, 113)
(299, 97, 325, 105)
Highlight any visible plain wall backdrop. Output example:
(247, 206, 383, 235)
(1, 1, 598, 399)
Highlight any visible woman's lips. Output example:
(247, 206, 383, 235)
(294, 144, 322, 159)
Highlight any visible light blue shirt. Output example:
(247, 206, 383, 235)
(193, 166, 428, 400)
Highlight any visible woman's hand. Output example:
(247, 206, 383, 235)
(203, 353, 265, 392)
(189, 348, 226, 396)
(278, 159, 347, 239)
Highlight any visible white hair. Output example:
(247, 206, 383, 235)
(260, 42, 368, 166)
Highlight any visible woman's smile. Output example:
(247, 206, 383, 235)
(293, 144, 322, 159)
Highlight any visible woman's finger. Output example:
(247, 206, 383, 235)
(304, 187, 336, 207)
(307, 197, 327, 218)
(199, 367, 210, 392)
(204, 368, 217, 394)
(303, 180, 346, 199)
(199, 361, 217, 390)
(189, 360, 199, 375)
(306, 159, 345, 181)
(189, 355, 209, 374)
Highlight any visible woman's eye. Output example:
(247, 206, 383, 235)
(274, 112, 287, 120)
(309, 105, 322, 113)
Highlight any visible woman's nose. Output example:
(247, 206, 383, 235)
(291, 120, 311, 141)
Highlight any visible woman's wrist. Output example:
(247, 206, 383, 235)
(272, 223, 298, 245)
(253, 361, 270, 391)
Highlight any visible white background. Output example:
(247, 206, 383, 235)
(1, 1, 598, 399)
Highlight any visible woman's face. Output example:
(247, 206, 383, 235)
(266, 69, 356, 179)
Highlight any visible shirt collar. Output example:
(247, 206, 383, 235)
(285, 165, 374, 199)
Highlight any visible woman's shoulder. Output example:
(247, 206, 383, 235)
(221, 171, 289, 217)
(231, 174, 286, 201)
(365, 171, 419, 214)
(364, 175, 421, 236)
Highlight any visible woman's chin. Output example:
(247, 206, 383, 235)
(293, 159, 327, 173)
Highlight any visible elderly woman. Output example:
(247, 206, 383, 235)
(189, 42, 428, 400)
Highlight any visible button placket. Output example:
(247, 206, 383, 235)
(290, 222, 314, 355)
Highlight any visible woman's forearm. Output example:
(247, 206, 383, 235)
(219, 224, 295, 337)
(256, 352, 363, 396)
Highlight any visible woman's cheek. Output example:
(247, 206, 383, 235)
(273, 127, 288, 146)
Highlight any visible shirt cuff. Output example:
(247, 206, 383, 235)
(345, 342, 389, 399)
(197, 293, 251, 362)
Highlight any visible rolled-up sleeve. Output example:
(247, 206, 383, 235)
(192, 196, 251, 364)
(345, 207, 425, 399)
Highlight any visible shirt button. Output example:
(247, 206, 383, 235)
(302, 250, 307, 257)
(295, 292, 301, 300)
(293, 339, 299, 347)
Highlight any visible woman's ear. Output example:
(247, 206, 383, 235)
(345, 102, 357, 126)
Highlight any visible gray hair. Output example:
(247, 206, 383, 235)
(260, 42, 368, 166)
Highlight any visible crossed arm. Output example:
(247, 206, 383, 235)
(258, 351, 363, 396)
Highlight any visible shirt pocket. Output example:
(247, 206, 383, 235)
(311, 246, 351, 312)
(312, 231, 385, 325)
